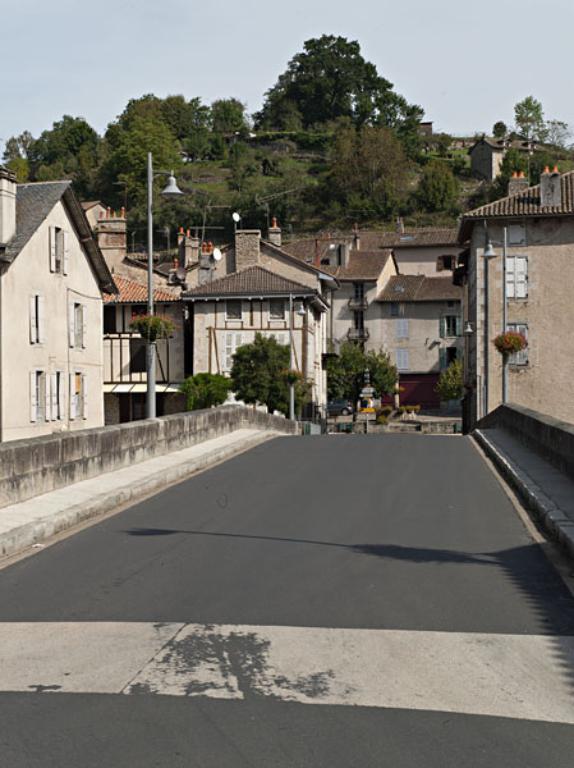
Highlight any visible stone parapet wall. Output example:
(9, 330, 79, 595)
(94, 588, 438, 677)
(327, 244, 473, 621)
(477, 403, 574, 478)
(0, 406, 297, 509)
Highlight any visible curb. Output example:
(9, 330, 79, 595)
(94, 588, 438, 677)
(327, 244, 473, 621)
(473, 429, 574, 560)
(0, 430, 277, 561)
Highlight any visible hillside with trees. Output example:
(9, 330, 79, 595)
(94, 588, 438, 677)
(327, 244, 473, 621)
(3, 37, 573, 246)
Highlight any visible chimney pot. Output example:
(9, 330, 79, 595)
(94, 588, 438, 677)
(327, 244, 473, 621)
(267, 216, 282, 247)
(540, 166, 562, 207)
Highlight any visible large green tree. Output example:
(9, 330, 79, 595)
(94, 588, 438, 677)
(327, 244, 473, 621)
(514, 96, 547, 142)
(417, 160, 459, 213)
(255, 35, 423, 136)
(327, 342, 397, 404)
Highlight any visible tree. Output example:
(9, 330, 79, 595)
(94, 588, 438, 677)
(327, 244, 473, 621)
(492, 121, 507, 139)
(326, 125, 409, 220)
(326, 342, 396, 405)
(255, 35, 423, 135)
(514, 96, 547, 141)
(435, 359, 463, 401)
(230, 333, 305, 416)
(179, 373, 231, 411)
(211, 98, 248, 135)
(545, 119, 572, 149)
(418, 160, 459, 213)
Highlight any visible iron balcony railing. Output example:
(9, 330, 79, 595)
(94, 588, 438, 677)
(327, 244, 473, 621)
(348, 297, 369, 310)
(347, 327, 370, 342)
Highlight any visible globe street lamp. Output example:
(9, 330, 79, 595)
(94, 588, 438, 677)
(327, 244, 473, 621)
(146, 153, 183, 419)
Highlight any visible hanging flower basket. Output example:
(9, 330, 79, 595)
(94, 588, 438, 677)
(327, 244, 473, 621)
(493, 331, 527, 356)
(129, 314, 175, 342)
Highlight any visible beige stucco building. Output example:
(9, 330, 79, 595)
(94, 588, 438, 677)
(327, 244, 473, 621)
(458, 167, 574, 428)
(0, 169, 116, 442)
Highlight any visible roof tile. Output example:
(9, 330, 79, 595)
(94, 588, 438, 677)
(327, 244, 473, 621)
(184, 266, 316, 298)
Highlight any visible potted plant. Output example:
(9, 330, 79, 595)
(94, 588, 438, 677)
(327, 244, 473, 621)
(493, 331, 528, 357)
(129, 314, 175, 342)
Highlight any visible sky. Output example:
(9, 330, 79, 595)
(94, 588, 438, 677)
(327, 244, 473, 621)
(1, 0, 573, 151)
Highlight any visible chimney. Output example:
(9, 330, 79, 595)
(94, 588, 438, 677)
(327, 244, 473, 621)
(508, 170, 529, 197)
(268, 216, 282, 247)
(0, 167, 17, 245)
(198, 241, 213, 285)
(540, 166, 562, 208)
(353, 223, 361, 251)
(178, 227, 199, 268)
(396, 217, 405, 235)
(339, 242, 351, 268)
(95, 206, 127, 273)
(235, 230, 261, 270)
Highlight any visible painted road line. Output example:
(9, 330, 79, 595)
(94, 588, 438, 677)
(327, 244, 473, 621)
(2, 622, 574, 724)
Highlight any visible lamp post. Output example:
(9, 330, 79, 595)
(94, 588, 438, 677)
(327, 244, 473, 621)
(288, 295, 306, 421)
(146, 153, 183, 419)
(483, 225, 508, 416)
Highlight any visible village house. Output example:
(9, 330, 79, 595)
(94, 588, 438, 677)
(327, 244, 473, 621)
(457, 166, 574, 429)
(469, 136, 536, 182)
(0, 168, 116, 442)
(183, 224, 334, 415)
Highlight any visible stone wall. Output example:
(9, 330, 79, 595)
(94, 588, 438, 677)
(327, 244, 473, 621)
(477, 403, 574, 478)
(0, 406, 298, 509)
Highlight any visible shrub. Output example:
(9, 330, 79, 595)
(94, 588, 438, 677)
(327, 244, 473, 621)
(376, 414, 388, 425)
(435, 359, 464, 401)
(179, 373, 231, 411)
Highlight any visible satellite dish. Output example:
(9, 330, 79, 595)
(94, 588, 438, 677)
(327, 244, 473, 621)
(232, 212, 241, 223)
(212, 248, 222, 262)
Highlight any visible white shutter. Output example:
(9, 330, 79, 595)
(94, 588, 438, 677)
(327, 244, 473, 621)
(49, 227, 56, 272)
(44, 373, 50, 422)
(81, 374, 88, 420)
(29, 296, 38, 343)
(57, 372, 64, 420)
(68, 302, 75, 347)
(396, 318, 409, 339)
(62, 230, 70, 275)
(515, 257, 528, 298)
(69, 373, 76, 420)
(506, 257, 515, 299)
(37, 296, 46, 344)
(50, 372, 58, 420)
(30, 371, 38, 422)
(81, 304, 87, 348)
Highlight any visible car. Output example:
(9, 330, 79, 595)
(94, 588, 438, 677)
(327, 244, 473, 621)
(327, 398, 354, 417)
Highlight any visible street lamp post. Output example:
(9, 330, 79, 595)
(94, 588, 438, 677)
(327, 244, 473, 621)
(146, 152, 183, 419)
(289, 294, 295, 421)
(482, 226, 508, 417)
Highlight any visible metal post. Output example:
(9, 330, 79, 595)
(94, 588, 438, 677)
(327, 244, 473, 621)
(289, 293, 295, 421)
(502, 226, 508, 404)
(146, 152, 156, 419)
(483, 252, 489, 419)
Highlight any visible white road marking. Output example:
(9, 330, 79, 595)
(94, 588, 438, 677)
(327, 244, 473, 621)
(1, 622, 574, 724)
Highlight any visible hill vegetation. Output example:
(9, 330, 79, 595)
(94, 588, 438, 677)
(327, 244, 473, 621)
(3, 36, 573, 245)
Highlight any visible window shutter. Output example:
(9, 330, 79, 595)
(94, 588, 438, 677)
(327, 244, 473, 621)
(516, 257, 528, 298)
(439, 316, 446, 339)
(37, 296, 46, 344)
(69, 373, 76, 420)
(506, 257, 516, 299)
(81, 304, 87, 348)
(439, 348, 447, 369)
(30, 371, 38, 422)
(68, 302, 75, 347)
(455, 316, 462, 337)
(29, 296, 38, 344)
(44, 373, 50, 422)
(50, 372, 57, 420)
(49, 228, 56, 272)
(82, 374, 88, 420)
(62, 231, 70, 275)
(57, 372, 64, 420)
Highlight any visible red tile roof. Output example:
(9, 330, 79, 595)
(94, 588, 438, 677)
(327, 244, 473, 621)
(103, 275, 180, 304)
(184, 266, 316, 298)
(378, 275, 462, 302)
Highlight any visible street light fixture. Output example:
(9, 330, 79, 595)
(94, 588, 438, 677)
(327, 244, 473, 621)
(146, 154, 184, 420)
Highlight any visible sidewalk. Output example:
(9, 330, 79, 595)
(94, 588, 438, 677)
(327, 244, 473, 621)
(474, 427, 574, 559)
(0, 428, 279, 561)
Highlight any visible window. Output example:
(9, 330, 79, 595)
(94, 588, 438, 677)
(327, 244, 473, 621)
(507, 323, 529, 365)
(441, 315, 460, 338)
(130, 338, 147, 374)
(226, 300, 242, 321)
(395, 318, 409, 339)
(396, 349, 409, 371)
(48, 371, 64, 421)
(437, 255, 454, 272)
(224, 332, 243, 372)
(390, 302, 404, 317)
(29, 295, 45, 344)
(269, 299, 285, 320)
(508, 224, 526, 246)
(354, 311, 365, 330)
(103, 306, 117, 334)
(49, 227, 69, 274)
(69, 372, 87, 420)
(353, 283, 365, 300)
(69, 302, 86, 348)
(506, 256, 528, 299)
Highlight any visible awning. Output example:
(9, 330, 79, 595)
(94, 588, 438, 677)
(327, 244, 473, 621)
(103, 383, 183, 395)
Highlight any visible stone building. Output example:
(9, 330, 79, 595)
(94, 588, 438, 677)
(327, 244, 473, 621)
(457, 166, 574, 428)
(0, 169, 116, 442)
(469, 137, 536, 181)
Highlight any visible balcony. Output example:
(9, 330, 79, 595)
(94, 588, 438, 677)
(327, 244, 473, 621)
(347, 328, 370, 342)
(348, 297, 369, 311)
(104, 333, 172, 384)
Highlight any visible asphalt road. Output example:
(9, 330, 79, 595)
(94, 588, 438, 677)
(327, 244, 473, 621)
(1, 434, 574, 767)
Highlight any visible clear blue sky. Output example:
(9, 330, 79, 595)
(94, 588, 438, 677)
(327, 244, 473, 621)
(1, 0, 573, 150)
